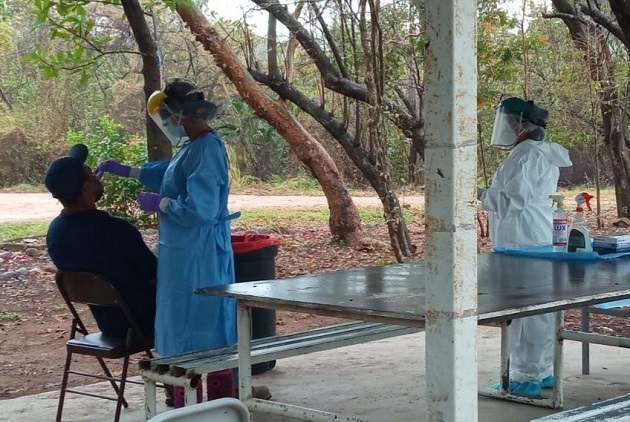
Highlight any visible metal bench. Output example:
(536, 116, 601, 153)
(558, 300, 630, 375)
(139, 321, 420, 420)
(581, 299, 630, 375)
(530, 393, 630, 421)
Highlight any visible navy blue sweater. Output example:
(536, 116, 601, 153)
(47, 209, 157, 337)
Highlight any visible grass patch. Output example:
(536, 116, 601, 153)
(234, 206, 423, 230)
(0, 221, 50, 242)
(0, 206, 422, 243)
(0, 312, 22, 321)
(0, 183, 46, 193)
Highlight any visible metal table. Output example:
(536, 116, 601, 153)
(198, 253, 630, 421)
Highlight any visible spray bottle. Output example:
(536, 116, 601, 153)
(568, 192, 594, 252)
(550, 194, 568, 252)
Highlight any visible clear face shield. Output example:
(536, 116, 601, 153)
(490, 109, 523, 150)
(147, 91, 189, 147)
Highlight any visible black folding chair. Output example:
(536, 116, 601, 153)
(55, 271, 154, 422)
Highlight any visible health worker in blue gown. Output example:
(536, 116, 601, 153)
(95, 78, 238, 357)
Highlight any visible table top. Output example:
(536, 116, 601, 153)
(198, 254, 630, 323)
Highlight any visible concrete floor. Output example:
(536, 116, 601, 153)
(2, 326, 630, 422)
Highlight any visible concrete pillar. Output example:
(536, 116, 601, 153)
(424, 0, 478, 421)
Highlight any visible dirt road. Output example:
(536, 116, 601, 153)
(0, 192, 425, 223)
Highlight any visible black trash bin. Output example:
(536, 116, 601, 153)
(232, 233, 279, 375)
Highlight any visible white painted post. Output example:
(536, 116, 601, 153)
(424, 1, 478, 421)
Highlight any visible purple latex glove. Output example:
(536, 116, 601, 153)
(138, 192, 162, 213)
(94, 159, 131, 179)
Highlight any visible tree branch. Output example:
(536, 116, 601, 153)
(582, 0, 627, 47)
(309, 0, 349, 78)
(251, 0, 367, 101)
(248, 67, 382, 181)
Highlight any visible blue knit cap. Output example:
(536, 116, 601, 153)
(44, 144, 89, 200)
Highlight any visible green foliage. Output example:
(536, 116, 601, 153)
(0, 312, 21, 321)
(386, 133, 412, 186)
(270, 173, 321, 193)
(0, 20, 14, 54)
(218, 97, 287, 181)
(66, 116, 156, 227)
(477, 0, 521, 107)
(163, 0, 195, 8)
(26, 0, 98, 82)
(0, 127, 55, 188)
(0, 221, 49, 242)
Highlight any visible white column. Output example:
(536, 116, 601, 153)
(424, 1, 478, 421)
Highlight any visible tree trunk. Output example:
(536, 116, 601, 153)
(408, 144, 423, 184)
(358, 0, 412, 260)
(176, 5, 362, 245)
(549, 0, 630, 217)
(247, 0, 416, 259)
(120, 0, 171, 161)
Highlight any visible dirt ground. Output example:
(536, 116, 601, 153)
(0, 192, 425, 223)
(1, 192, 630, 402)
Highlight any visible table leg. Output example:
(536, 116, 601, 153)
(500, 321, 510, 392)
(143, 377, 156, 420)
(184, 382, 198, 406)
(237, 300, 252, 401)
(552, 311, 564, 409)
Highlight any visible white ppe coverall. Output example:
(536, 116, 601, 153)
(482, 138, 572, 382)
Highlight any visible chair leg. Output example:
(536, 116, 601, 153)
(113, 355, 131, 422)
(95, 356, 129, 408)
(56, 350, 73, 422)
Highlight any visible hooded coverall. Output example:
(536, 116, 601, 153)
(482, 138, 572, 384)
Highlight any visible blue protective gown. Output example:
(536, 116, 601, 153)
(482, 139, 572, 383)
(139, 131, 237, 356)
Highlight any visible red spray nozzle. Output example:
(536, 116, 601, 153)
(575, 192, 593, 211)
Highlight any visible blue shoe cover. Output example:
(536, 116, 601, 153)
(541, 375, 554, 389)
(489, 383, 501, 391)
(508, 381, 542, 398)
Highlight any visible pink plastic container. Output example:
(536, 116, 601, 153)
(207, 369, 235, 400)
(173, 383, 203, 408)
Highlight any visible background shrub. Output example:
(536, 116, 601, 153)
(66, 116, 157, 228)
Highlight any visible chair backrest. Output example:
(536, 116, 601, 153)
(56, 271, 122, 307)
(55, 270, 149, 342)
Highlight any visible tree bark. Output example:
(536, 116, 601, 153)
(120, 0, 171, 161)
(176, 5, 362, 245)
(358, 0, 412, 261)
(549, 0, 630, 217)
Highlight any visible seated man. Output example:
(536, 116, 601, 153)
(44, 144, 157, 339)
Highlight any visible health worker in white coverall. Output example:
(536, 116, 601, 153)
(479, 97, 572, 398)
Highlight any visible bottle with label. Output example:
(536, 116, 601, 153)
(549, 194, 568, 252)
(568, 192, 594, 252)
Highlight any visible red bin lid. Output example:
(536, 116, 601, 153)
(231, 232, 279, 253)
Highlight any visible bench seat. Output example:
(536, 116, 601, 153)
(531, 393, 630, 421)
(579, 300, 630, 375)
(140, 321, 420, 419)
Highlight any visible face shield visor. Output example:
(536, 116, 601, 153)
(147, 91, 189, 147)
(490, 109, 523, 150)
